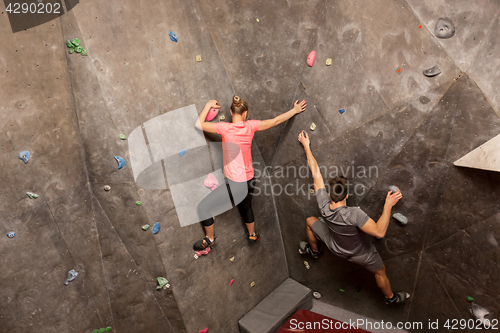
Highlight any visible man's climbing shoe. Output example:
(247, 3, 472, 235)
(299, 241, 319, 259)
(193, 236, 216, 251)
(384, 291, 410, 304)
(248, 232, 259, 242)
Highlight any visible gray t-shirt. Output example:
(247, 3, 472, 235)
(316, 188, 372, 257)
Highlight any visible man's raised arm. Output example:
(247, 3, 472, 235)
(298, 130, 325, 192)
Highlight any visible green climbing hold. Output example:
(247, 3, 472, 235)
(75, 46, 83, 53)
(156, 277, 168, 290)
(136, 201, 142, 206)
(467, 296, 475, 302)
(81, 49, 88, 56)
(71, 38, 80, 46)
(339, 288, 345, 292)
(105, 327, 112, 332)
(99, 328, 106, 333)
(142, 224, 149, 231)
(93, 330, 98, 333)
(69, 48, 75, 54)
(119, 134, 126, 140)
(66, 40, 74, 48)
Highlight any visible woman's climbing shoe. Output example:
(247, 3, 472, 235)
(248, 232, 259, 242)
(384, 291, 410, 304)
(193, 236, 216, 251)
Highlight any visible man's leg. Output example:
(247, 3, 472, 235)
(373, 265, 393, 299)
(306, 217, 320, 252)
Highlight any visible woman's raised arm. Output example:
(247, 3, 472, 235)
(195, 100, 220, 134)
(258, 100, 307, 131)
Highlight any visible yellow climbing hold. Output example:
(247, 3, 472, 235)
(250, 281, 256, 287)
(196, 55, 202, 62)
(326, 58, 332, 66)
(229, 257, 235, 262)
(256, 18, 259, 22)
(310, 123, 316, 131)
(310, 189, 315, 194)
(219, 115, 225, 121)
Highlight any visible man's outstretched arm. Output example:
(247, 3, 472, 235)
(298, 130, 325, 191)
(361, 191, 402, 238)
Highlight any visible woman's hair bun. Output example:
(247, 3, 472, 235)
(233, 95, 241, 107)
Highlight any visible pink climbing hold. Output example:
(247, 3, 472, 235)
(205, 108, 219, 122)
(230, 279, 235, 286)
(306, 50, 316, 67)
(204, 173, 218, 191)
(195, 247, 210, 257)
(199, 329, 208, 333)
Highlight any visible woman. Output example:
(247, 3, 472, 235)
(193, 96, 307, 250)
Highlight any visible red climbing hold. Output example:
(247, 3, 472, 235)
(419, 25, 423, 29)
(230, 279, 235, 286)
(199, 329, 208, 333)
(306, 51, 316, 67)
(398, 68, 401, 73)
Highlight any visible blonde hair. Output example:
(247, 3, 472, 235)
(230, 96, 248, 115)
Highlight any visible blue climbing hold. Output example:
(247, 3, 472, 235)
(63, 269, 78, 285)
(169, 31, 178, 42)
(339, 108, 346, 114)
(19, 150, 30, 163)
(179, 149, 186, 156)
(153, 222, 160, 234)
(114, 156, 125, 170)
(6, 232, 15, 238)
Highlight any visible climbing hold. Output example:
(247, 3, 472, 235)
(63, 269, 78, 286)
(229, 256, 235, 262)
(250, 281, 256, 287)
(256, 18, 259, 22)
(471, 303, 490, 326)
(119, 134, 127, 140)
(165, 284, 170, 289)
(419, 25, 423, 29)
(206, 107, 219, 122)
(71, 38, 80, 46)
(18, 150, 30, 163)
(219, 115, 225, 121)
(93, 330, 98, 333)
(326, 58, 332, 66)
(339, 288, 345, 292)
(467, 296, 475, 302)
(66, 40, 75, 48)
(339, 108, 346, 114)
(99, 329, 105, 333)
(306, 50, 316, 67)
(434, 17, 455, 39)
(389, 185, 400, 194)
(156, 277, 169, 290)
(196, 55, 202, 62)
(313, 292, 321, 299)
(194, 247, 210, 259)
(69, 48, 75, 54)
(310, 123, 316, 131)
(6, 232, 15, 239)
(169, 31, 178, 42)
(304, 261, 310, 269)
(423, 65, 442, 77)
(81, 49, 88, 56)
(356, 286, 361, 292)
(199, 329, 208, 333)
(204, 173, 219, 191)
(309, 189, 315, 194)
(26, 192, 39, 199)
(397, 68, 401, 73)
(114, 156, 125, 170)
(230, 279, 235, 286)
(75, 46, 83, 53)
(393, 213, 408, 225)
(136, 201, 142, 206)
(152, 222, 160, 234)
(179, 149, 187, 156)
(142, 224, 150, 231)
(104, 185, 111, 191)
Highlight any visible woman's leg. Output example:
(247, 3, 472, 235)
(232, 178, 257, 237)
(196, 181, 232, 240)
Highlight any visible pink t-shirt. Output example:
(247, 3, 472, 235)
(213, 120, 261, 182)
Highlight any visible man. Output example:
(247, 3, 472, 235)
(298, 130, 409, 304)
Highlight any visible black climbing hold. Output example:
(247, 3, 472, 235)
(356, 286, 361, 292)
(423, 65, 442, 77)
(434, 18, 455, 39)
(19, 150, 30, 163)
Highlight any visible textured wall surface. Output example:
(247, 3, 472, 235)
(1, 0, 500, 332)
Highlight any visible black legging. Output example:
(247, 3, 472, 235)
(197, 177, 256, 227)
